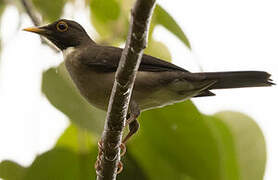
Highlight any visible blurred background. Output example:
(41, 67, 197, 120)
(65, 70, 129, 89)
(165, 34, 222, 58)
(0, 0, 277, 179)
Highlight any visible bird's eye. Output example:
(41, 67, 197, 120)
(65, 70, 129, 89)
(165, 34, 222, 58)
(56, 21, 68, 32)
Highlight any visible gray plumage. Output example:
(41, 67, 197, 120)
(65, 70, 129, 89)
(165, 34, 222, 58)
(24, 19, 274, 112)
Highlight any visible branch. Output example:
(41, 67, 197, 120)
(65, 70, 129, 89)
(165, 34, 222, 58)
(21, 0, 59, 52)
(96, 0, 156, 179)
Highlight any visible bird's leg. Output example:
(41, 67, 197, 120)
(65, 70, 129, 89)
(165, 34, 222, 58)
(122, 119, 140, 144)
(122, 101, 141, 144)
(95, 102, 140, 174)
(94, 140, 125, 175)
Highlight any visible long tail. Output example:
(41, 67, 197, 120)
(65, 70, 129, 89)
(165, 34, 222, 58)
(194, 71, 274, 90)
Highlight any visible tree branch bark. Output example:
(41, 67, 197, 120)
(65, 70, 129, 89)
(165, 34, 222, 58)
(21, 0, 59, 52)
(96, 0, 156, 179)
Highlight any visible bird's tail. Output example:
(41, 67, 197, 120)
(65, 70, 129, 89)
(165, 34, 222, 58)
(194, 71, 274, 90)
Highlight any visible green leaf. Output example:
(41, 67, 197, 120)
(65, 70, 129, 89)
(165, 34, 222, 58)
(56, 124, 148, 179)
(152, 5, 191, 49)
(129, 101, 219, 180)
(90, 0, 128, 43)
(22, 147, 96, 180)
(145, 39, 172, 62)
(0, 123, 148, 180)
(214, 111, 266, 180)
(0, 1, 5, 16)
(90, 0, 120, 23)
(31, 0, 66, 22)
(0, 160, 26, 180)
(41, 64, 106, 134)
(56, 124, 96, 153)
(128, 101, 266, 180)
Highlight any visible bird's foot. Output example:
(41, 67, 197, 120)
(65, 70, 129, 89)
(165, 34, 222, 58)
(94, 140, 126, 175)
(94, 140, 104, 174)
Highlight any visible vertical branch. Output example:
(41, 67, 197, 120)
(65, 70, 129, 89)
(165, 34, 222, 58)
(96, 0, 156, 179)
(21, 0, 59, 52)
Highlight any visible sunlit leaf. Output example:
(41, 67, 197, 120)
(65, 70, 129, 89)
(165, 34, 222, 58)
(0, 160, 26, 180)
(90, 0, 120, 23)
(152, 5, 191, 49)
(214, 111, 266, 180)
(90, 0, 128, 43)
(41, 63, 106, 135)
(32, 0, 66, 22)
(128, 101, 266, 180)
(145, 39, 172, 62)
(56, 124, 96, 153)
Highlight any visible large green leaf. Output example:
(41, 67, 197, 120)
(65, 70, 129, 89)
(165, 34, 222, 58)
(32, 0, 66, 22)
(55, 124, 148, 180)
(90, 0, 120, 23)
(90, 0, 128, 43)
(128, 101, 266, 180)
(144, 39, 172, 62)
(129, 101, 220, 180)
(214, 111, 266, 180)
(41, 63, 106, 134)
(152, 5, 191, 49)
(23, 147, 95, 180)
(0, 160, 26, 180)
(0, 124, 147, 180)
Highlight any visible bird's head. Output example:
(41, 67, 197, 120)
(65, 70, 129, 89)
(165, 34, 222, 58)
(23, 19, 93, 50)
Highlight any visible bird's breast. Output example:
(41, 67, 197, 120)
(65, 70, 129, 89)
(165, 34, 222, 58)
(65, 57, 114, 110)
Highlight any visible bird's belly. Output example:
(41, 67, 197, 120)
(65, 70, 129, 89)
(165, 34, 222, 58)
(80, 72, 114, 110)
(134, 88, 193, 111)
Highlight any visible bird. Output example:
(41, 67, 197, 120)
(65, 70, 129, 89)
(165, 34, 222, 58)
(24, 19, 274, 144)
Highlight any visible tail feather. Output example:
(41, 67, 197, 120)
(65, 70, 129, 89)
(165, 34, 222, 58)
(194, 71, 274, 90)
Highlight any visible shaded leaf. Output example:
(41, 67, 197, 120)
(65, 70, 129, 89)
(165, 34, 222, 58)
(0, 0, 5, 17)
(129, 101, 220, 180)
(31, 0, 66, 22)
(23, 147, 96, 180)
(152, 5, 191, 49)
(128, 101, 266, 180)
(0, 124, 148, 180)
(0, 160, 26, 180)
(56, 124, 148, 179)
(41, 63, 106, 134)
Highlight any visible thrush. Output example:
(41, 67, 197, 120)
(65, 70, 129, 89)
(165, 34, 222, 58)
(24, 19, 274, 144)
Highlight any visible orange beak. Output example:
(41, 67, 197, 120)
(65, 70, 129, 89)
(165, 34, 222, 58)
(23, 27, 46, 34)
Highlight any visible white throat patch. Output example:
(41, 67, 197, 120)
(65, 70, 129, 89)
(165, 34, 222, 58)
(62, 47, 76, 58)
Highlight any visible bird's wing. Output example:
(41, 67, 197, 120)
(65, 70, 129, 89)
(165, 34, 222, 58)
(81, 45, 189, 73)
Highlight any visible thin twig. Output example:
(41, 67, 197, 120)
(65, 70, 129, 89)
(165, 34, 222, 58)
(96, 0, 156, 179)
(21, 0, 59, 52)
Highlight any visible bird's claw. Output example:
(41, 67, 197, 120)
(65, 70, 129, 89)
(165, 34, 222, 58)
(119, 143, 126, 157)
(117, 161, 123, 174)
(94, 140, 104, 173)
(95, 140, 125, 175)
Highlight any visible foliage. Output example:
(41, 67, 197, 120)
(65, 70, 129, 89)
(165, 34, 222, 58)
(0, 0, 266, 180)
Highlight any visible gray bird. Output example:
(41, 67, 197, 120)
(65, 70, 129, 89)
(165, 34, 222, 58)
(24, 19, 274, 143)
